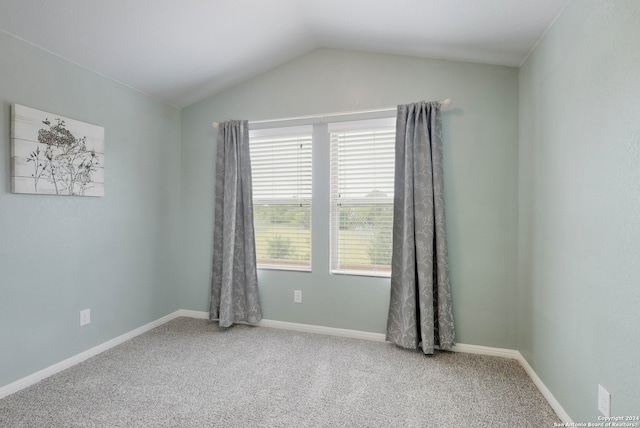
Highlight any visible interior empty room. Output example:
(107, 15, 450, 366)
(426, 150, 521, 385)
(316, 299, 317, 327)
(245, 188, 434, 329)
(0, 0, 638, 426)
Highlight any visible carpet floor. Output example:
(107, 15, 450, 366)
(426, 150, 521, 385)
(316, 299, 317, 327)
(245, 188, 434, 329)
(0, 317, 560, 427)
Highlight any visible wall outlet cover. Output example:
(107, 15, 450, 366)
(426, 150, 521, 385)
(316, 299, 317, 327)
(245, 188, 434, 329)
(80, 309, 91, 326)
(598, 384, 610, 417)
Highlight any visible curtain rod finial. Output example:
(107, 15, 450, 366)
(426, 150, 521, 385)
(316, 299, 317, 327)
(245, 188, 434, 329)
(212, 122, 219, 129)
(441, 98, 452, 106)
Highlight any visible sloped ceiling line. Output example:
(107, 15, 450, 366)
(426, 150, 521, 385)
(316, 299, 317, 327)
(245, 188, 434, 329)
(0, 0, 569, 108)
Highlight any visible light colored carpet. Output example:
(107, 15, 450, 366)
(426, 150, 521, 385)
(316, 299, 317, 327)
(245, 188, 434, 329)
(0, 317, 560, 427)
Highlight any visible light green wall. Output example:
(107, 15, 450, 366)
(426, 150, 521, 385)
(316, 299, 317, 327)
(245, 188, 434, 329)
(181, 48, 520, 348)
(518, 0, 640, 419)
(0, 31, 182, 387)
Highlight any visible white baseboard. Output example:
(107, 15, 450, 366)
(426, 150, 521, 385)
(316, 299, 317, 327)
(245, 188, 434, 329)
(177, 310, 387, 342)
(516, 352, 573, 424)
(257, 318, 387, 342)
(450, 343, 520, 359)
(0, 311, 182, 400)
(175, 309, 210, 319)
(0, 308, 573, 425)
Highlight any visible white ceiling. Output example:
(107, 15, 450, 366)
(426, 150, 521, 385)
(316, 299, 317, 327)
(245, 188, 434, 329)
(0, 0, 569, 109)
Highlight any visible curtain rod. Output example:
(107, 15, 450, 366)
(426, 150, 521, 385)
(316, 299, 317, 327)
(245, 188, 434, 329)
(211, 98, 452, 129)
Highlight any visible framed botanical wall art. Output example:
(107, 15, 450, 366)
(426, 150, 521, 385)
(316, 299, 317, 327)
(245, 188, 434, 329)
(11, 104, 105, 197)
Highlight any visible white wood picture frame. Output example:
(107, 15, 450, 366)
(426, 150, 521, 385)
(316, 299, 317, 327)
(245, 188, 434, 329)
(11, 104, 105, 197)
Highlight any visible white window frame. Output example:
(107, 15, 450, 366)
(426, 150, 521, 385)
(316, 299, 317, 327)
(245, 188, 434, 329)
(328, 117, 396, 277)
(249, 126, 312, 272)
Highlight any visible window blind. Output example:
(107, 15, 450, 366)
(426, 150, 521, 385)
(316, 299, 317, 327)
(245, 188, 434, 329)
(329, 118, 396, 276)
(249, 126, 312, 271)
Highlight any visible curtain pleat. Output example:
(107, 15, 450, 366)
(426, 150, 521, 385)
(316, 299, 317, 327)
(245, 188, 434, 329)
(386, 101, 455, 354)
(210, 120, 262, 327)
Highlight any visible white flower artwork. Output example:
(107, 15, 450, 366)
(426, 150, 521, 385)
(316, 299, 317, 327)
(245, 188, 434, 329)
(11, 104, 105, 197)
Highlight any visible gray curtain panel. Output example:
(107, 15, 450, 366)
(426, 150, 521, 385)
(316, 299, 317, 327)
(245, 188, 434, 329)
(386, 101, 455, 355)
(210, 120, 262, 327)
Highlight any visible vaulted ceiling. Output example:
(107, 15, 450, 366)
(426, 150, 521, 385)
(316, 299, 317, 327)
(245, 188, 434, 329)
(0, 0, 569, 108)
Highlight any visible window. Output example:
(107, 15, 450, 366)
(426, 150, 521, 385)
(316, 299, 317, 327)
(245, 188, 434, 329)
(329, 118, 396, 277)
(249, 126, 312, 271)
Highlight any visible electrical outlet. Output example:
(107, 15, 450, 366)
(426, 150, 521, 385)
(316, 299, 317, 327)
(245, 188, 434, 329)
(80, 308, 91, 326)
(598, 384, 610, 417)
(294, 290, 302, 303)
